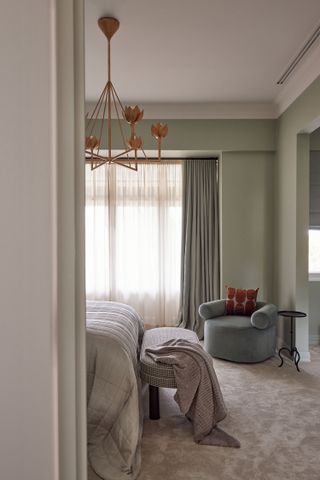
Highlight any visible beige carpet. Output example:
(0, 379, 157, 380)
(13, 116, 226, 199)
(138, 348, 320, 480)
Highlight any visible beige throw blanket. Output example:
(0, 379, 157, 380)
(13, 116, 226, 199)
(146, 339, 240, 448)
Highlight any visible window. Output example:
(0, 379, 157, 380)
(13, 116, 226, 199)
(85, 161, 182, 327)
(309, 229, 320, 280)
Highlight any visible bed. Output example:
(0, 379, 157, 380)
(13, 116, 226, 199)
(86, 300, 144, 480)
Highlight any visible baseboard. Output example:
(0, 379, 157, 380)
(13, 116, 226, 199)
(299, 351, 311, 362)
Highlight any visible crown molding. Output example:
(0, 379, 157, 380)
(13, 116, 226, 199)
(85, 101, 277, 120)
(275, 40, 320, 116)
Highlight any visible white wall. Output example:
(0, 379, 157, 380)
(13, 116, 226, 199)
(0, 2, 86, 480)
(0, 2, 57, 479)
(220, 152, 274, 302)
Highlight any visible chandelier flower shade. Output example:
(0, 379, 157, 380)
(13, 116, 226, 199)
(85, 17, 168, 171)
(124, 106, 144, 124)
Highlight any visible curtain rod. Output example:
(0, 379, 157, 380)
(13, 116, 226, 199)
(85, 157, 219, 165)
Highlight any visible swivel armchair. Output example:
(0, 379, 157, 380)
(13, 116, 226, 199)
(199, 300, 277, 363)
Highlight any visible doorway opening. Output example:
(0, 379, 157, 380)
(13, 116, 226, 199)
(308, 127, 320, 359)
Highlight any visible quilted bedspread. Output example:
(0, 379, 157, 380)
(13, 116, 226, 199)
(86, 300, 144, 480)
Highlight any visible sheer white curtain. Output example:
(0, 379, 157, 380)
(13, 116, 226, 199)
(85, 161, 182, 327)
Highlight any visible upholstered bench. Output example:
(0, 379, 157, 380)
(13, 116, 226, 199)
(140, 327, 200, 419)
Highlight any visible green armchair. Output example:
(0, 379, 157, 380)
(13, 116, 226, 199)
(199, 300, 277, 363)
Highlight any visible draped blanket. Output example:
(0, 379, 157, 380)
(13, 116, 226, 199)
(146, 339, 240, 448)
(86, 300, 145, 480)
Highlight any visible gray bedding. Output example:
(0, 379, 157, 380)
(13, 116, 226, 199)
(86, 300, 144, 480)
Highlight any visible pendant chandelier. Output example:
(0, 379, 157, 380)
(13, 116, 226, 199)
(85, 17, 168, 171)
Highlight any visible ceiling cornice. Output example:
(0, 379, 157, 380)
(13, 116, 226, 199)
(274, 40, 320, 116)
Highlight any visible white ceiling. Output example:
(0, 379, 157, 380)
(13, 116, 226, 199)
(85, 0, 320, 117)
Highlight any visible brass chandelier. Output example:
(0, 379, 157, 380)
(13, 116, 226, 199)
(85, 17, 168, 171)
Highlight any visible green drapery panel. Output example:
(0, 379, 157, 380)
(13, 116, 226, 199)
(178, 159, 220, 338)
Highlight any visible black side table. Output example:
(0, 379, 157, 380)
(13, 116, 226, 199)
(278, 310, 306, 372)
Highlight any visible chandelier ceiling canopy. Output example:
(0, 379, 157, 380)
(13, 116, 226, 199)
(85, 17, 168, 171)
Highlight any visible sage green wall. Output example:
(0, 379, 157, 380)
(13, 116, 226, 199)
(310, 127, 320, 150)
(276, 75, 320, 358)
(220, 152, 274, 301)
(88, 119, 275, 151)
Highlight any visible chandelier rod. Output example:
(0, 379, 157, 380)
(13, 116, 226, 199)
(111, 85, 128, 154)
(107, 39, 111, 159)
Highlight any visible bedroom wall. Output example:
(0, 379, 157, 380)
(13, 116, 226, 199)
(89, 118, 275, 152)
(275, 75, 320, 360)
(310, 127, 320, 149)
(220, 152, 274, 301)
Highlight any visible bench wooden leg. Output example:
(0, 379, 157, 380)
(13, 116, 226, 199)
(149, 385, 160, 420)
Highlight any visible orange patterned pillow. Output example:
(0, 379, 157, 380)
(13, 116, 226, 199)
(225, 286, 259, 316)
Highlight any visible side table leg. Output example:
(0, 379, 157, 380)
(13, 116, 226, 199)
(292, 348, 301, 372)
(278, 346, 290, 368)
(149, 385, 160, 420)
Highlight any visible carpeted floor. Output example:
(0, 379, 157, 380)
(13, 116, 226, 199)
(138, 347, 320, 480)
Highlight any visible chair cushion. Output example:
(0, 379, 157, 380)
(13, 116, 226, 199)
(225, 286, 259, 315)
(140, 327, 199, 388)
